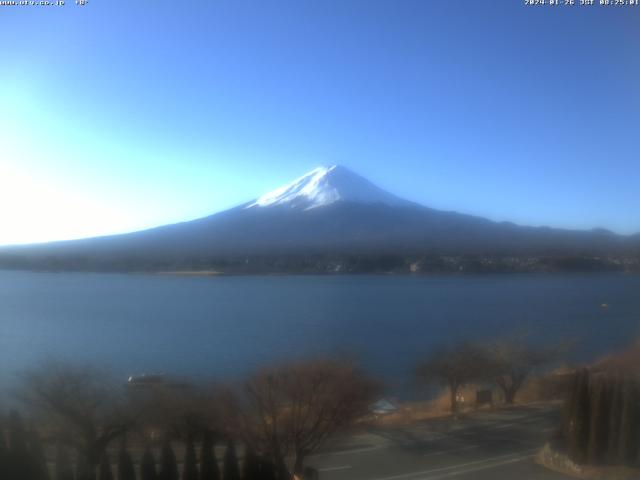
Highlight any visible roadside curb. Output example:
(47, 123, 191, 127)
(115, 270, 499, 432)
(536, 442, 640, 480)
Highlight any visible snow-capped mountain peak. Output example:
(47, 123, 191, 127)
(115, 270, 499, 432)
(246, 165, 412, 210)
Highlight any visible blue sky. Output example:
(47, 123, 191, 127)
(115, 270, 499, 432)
(1, 1, 639, 245)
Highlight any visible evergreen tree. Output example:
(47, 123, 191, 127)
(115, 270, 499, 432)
(8, 410, 32, 479)
(222, 441, 240, 480)
(76, 452, 92, 480)
(302, 467, 318, 480)
(561, 370, 580, 440)
(606, 374, 624, 464)
(158, 441, 179, 480)
(140, 447, 157, 480)
(182, 437, 198, 480)
(99, 454, 115, 480)
(242, 448, 261, 480)
(54, 444, 75, 480)
(0, 421, 8, 480)
(199, 431, 219, 480)
(587, 375, 609, 465)
(29, 428, 51, 480)
(617, 376, 639, 466)
(568, 369, 590, 464)
(257, 458, 276, 480)
(117, 447, 136, 480)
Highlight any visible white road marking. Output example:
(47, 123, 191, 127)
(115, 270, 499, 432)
(490, 437, 539, 448)
(370, 449, 538, 480)
(424, 453, 536, 479)
(311, 444, 387, 457)
(317, 465, 352, 472)
(423, 445, 480, 457)
(490, 422, 517, 430)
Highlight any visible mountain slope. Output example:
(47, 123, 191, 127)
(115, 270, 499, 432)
(0, 165, 638, 270)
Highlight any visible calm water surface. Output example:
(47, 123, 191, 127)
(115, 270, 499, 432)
(1, 271, 639, 395)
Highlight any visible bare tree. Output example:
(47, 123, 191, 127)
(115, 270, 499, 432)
(20, 361, 137, 480)
(416, 342, 492, 415)
(130, 381, 228, 443)
(488, 337, 556, 404)
(238, 358, 379, 479)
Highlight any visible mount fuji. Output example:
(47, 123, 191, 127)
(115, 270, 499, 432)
(245, 165, 414, 210)
(1, 165, 638, 272)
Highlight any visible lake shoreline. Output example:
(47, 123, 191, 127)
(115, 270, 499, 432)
(1, 268, 639, 278)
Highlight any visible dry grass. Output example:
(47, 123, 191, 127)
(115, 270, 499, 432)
(371, 371, 573, 427)
(371, 385, 496, 426)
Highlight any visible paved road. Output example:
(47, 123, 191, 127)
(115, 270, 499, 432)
(306, 404, 570, 480)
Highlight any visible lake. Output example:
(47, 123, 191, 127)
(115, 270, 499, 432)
(1, 270, 639, 397)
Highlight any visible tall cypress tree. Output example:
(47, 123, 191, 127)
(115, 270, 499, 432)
(140, 447, 157, 480)
(222, 441, 240, 480)
(568, 369, 590, 464)
(8, 410, 32, 479)
(606, 374, 624, 465)
(76, 452, 91, 480)
(0, 421, 8, 480)
(182, 437, 198, 480)
(242, 448, 261, 480)
(199, 431, 219, 480)
(99, 454, 115, 480)
(617, 376, 639, 467)
(258, 458, 276, 480)
(561, 371, 579, 440)
(29, 428, 51, 480)
(117, 447, 136, 480)
(562, 370, 580, 449)
(54, 444, 75, 480)
(587, 374, 609, 465)
(158, 441, 179, 480)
